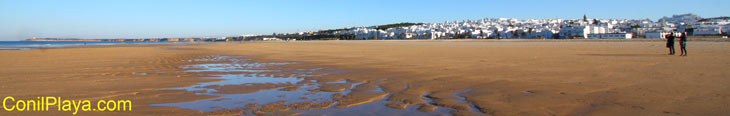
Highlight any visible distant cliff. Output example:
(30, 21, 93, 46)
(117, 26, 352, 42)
(24, 38, 102, 41)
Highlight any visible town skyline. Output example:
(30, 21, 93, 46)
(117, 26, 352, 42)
(22, 13, 730, 41)
(2, 0, 729, 41)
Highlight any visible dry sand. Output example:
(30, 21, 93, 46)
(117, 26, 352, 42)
(1, 40, 729, 115)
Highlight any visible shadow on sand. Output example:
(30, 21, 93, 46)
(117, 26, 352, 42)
(577, 54, 665, 57)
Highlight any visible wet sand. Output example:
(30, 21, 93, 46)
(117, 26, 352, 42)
(1, 40, 729, 115)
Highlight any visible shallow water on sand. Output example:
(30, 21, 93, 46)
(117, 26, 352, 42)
(152, 55, 462, 115)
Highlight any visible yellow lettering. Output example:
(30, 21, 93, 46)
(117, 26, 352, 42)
(106, 100, 116, 111)
(61, 100, 71, 111)
(3, 96, 14, 111)
(117, 100, 132, 111)
(81, 100, 91, 112)
(97, 100, 106, 111)
(45, 97, 56, 111)
(27, 100, 37, 111)
(16, 100, 25, 111)
(2, 97, 132, 114)
(72, 100, 81, 115)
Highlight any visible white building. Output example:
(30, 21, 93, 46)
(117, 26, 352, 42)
(646, 32, 671, 38)
(558, 26, 590, 39)
(263, 37, 282, 41)
(529, 29, 558, 39)
(693, 26, 723, 35)
(589, 26, 608, 34)
(631, 27, 660, 37)
(323, 14, 723, 40)
(587, 33, 633, 39)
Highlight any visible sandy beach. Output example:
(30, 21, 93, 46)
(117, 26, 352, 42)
(1, 40, 729, 116)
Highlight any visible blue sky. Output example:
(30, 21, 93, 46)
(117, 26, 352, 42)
(1, 0, 728, 40)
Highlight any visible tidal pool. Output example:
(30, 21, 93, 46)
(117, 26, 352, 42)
(153, 55, 466, 116)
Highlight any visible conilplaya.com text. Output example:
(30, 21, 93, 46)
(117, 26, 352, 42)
(3, 96, 131, 115)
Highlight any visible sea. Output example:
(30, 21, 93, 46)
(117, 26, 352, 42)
(0, 41, 185, 50)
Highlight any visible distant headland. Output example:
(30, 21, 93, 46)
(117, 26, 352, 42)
(24, 37, 223, 42)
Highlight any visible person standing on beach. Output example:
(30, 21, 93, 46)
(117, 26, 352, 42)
(666, 32, 675, 55)
(679, 32, 688, 56)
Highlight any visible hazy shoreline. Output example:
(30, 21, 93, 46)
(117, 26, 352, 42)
(0, 41, 215, 50)
(2, 38, 728, 51)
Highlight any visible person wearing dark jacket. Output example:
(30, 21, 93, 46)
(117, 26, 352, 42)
(679, 32, 688, 56)
(666, 32, 675, 55)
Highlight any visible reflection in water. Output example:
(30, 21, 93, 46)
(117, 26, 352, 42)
(453, 89, 485, 114)
(168, 74, 304, 93)
(153, 55, 457, 115)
